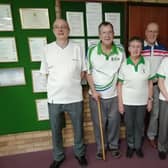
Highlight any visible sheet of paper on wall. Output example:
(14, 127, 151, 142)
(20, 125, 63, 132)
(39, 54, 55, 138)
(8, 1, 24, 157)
(87, 39, 99, 48)
(20, 8, 50, 29)
(32, 70, 47, 93)
(0, 37, 18, 62)
(113, 38, 121, 45)
(70, 39, 85, 57)
(28, 37, 47, 62)
(0, 4, 13, 31)
(105, 12, 120, 36)
(66, 12, 84, 36)
(0, 68, 25, 87)
(36, 99, 49, 121)
(86, 2, 102, 36)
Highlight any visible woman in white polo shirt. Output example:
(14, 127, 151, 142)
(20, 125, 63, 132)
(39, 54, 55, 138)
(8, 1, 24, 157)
(117, 36, 153, 158)
(157, 57, 168, 160)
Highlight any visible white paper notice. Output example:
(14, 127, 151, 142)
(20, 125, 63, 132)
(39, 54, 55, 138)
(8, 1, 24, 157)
(105, 13, 120, 36)
(70, 39, 85, 57)
(0, 37, 18, 62)
(36, 99, 49, 120)
(0, 5, 13, 31)
(86, 2, 102, 36)
(87, 39, 99, 48)
(32, 70, 47, 93)
(66, 12, 84, 36)
(0, 68, 25, 87)
(29, 37, 47, 62)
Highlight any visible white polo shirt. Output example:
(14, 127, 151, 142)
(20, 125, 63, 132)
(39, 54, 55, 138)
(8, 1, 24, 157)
(157, 58, 168, 101)
(40, 41, 86, 104)
(118, 56, 151, 105)
(87, 42, 125, 99)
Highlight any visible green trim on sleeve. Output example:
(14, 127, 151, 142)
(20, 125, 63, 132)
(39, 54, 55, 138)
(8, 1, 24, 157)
(118, 78, 124, 83)
(157, 73, 166, 79)
(87, 45, 96, 71)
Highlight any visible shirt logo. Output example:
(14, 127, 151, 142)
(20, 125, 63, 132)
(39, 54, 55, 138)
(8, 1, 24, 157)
(111, 57, 120, 61)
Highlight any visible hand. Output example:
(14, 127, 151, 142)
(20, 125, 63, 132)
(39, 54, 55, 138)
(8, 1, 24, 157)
(147, 100, 152, 112)
(92, 91, 101, 102)
(118, 103, 124, 114)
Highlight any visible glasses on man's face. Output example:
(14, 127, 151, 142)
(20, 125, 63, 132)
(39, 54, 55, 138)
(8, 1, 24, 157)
(53, 25, 68, 30)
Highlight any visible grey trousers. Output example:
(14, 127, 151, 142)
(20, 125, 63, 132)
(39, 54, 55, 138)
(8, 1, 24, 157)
(158, 100, 168, 152)
(147, 85, 159, 140)
(89, 96, 120, 153)
(124, 105, 146, 149)
(48, 102, 85, 161)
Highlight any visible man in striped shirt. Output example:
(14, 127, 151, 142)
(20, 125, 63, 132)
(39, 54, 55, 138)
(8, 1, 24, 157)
(142, 22, 168, 149)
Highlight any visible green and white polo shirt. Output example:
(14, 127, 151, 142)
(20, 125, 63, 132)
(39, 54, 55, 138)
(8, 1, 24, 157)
(118, 56, 152, 105)
(157, 57, 168, 101)
(87, 42, 125, 99)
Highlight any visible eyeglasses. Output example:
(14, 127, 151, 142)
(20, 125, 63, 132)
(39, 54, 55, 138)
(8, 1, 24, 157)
(53, 26, 68, 30)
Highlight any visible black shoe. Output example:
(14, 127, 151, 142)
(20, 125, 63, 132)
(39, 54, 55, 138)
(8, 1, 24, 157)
(49, 157, 65, 168)
(135, 149, 144, 158)
(111, 149, 121, 158)
(126, 147, 134, 158)
(96, 153, 103, 160)
(158, 151, 167, 160)
(75, 155, 88, 167)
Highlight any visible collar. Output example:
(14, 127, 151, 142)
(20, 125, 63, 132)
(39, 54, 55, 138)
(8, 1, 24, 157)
(144, 40, 158, 47)
(127, 56, 145, 65)
(97, 41, 118, 57)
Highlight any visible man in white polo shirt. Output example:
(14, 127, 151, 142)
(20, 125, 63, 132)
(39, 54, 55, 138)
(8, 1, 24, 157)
(40, 19, 87, 168)
(86, 21, 125, 160)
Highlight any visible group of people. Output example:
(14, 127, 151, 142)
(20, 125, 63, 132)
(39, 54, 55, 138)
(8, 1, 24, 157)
(40, 18, 168, 168)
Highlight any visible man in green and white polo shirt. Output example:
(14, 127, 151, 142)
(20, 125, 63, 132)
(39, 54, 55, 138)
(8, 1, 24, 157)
(86, 21, 125, 160)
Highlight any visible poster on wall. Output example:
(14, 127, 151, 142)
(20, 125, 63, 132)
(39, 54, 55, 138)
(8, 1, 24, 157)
(28, 37, 47, 62)
(105, 12, 121, 36)
(20, 8, 50, 29)
(66, 11, 84, 36)
(0, 37, 18, 62)
(86, 2, 102, 36)
(31, 70, 47, 93)
(0, 4, 13, 31)
(35, 99, 49, 121)
(70, 39, 85, 57)
(0, 68, 26, 87)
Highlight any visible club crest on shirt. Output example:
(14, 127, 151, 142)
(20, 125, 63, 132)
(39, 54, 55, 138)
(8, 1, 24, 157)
(111, 57, 120, 61)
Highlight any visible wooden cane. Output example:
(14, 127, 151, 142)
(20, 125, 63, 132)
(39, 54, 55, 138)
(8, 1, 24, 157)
(97, 98, 106, 160)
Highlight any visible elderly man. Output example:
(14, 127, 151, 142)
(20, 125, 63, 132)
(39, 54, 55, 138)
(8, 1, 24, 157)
(40, 19, 87, 168)
(142, 22, 168, 149)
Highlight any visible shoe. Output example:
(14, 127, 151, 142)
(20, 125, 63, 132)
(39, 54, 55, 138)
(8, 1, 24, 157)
(75, 155, 88, 167)
(111, 149, 121, 158)
(49, 157, 65, 168)
(148, 139, 157, 149)
(126, 147, 134, 158)
(96, 153, 103, 160)
(158, 151, 167, 160)
(135, 149, 144, 158)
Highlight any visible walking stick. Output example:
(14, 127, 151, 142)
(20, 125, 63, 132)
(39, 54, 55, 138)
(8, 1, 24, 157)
(97, 98, 106, 160)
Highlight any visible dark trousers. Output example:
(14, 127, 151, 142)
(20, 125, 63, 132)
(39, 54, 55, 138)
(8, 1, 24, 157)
(124, 105, 146, 149)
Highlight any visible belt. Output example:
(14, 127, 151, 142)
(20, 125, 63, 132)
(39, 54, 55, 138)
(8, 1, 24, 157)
(153, 82, 158, 86)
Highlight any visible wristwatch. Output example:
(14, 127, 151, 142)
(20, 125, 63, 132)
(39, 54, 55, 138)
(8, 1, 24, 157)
(148, 97, 153, 101)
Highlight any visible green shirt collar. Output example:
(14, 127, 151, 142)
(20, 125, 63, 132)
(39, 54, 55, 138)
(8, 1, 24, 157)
(97, 41, 119, 57)
(127, 55, 145, 65)
(127, 56, 145, 72)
